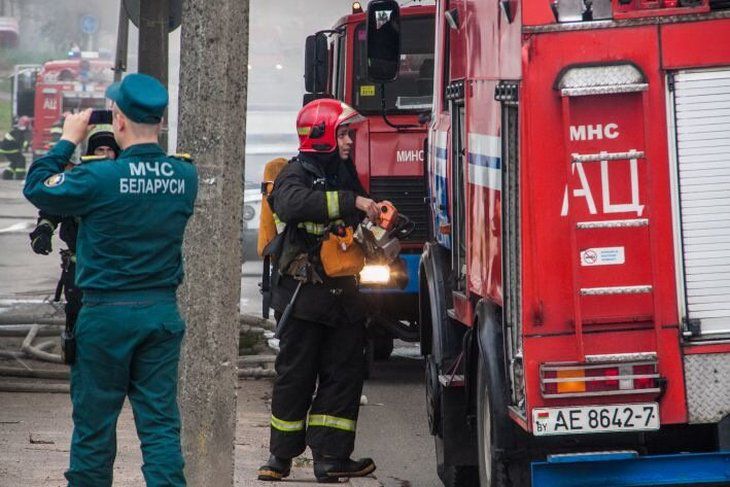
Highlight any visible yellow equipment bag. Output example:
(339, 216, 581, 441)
(320, 226, 365, 278)
(257, 157, 289, 257)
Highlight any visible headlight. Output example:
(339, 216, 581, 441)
(243, 204, 255, 221)
(359, 264, 391, 284)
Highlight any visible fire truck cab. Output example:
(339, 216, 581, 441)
(302, 3, 436, 358)
(366, 0, 730, 485)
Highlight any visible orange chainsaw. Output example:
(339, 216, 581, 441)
(355, 201, 415, 263)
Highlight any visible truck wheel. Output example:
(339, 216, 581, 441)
(477, 357, 510, 487)
(372, 334, 394, 361)
(425, 355, 440, 435)
(438, 463, 479, 487)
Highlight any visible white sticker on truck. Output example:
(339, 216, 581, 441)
(580, 247, 625, 266)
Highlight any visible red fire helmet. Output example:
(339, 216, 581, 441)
(296, 98, 365, 153)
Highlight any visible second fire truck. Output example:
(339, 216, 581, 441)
(365, 0, 730, 485)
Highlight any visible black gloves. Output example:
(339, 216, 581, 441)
(30, 221, 54, 255)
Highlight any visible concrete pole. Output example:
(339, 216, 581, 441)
(176, 0, 248, 485)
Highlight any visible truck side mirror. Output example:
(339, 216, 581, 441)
(304, 33, 329, 94)
(366, 0, 401, 83)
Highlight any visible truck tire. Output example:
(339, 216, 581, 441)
(421, 243, 479, 485)
(438, 463, 479, 487)
(475, 301, 531, 487)
(477, 357, 510, 487)
(425, 355, 441, 435)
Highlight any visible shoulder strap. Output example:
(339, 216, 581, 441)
(80, 155, 108, 163)
(295, 156, 325, 180)
(170, 153, 193, 162)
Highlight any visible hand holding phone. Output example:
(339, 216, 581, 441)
(60, 109, 93, 145)
(89, 110, 113, 125)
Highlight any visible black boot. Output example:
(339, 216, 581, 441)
(313, 456, 376, 483)
(257, 455, 292, 481)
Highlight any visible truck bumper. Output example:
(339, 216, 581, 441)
(531, 450, 730, 487)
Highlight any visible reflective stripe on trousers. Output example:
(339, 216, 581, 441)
(308, 414, 356, 432)
(271, 415, 305, 432)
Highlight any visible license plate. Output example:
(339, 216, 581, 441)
(532, 403, 660, 436)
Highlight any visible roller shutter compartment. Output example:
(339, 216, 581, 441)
(673, 68, 730, 337)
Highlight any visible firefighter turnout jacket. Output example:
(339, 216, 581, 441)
(268, 152, 367, 327)
(0, 127, 27, 155)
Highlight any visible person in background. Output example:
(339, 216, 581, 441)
(0, 116, 31, 180)
(29, 126, 120, 361)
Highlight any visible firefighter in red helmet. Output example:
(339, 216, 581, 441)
(257, 99, 381, 482)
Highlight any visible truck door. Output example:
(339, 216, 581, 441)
(669, 68, 730, 338)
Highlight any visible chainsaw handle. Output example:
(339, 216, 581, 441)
(390, 214, 415, 240)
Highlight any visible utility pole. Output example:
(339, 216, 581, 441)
(177, 0, 248, 485)
(138, 0, 169, 87)
(113, 2, 129, 83)
(138, 0, 170, 149)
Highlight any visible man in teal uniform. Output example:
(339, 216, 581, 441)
(23, 73, 198, 487)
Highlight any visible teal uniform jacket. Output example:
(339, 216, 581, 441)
(24, 140, 198, 292)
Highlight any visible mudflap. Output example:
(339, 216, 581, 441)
(439, 384, 479, 467)
(531, 450, 730, 487)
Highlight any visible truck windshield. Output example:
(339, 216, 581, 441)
(353, 16, 435, 113)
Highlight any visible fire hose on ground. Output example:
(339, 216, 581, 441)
(0, 315, 279, 392)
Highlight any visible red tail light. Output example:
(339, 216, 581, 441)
(543, 370, 558, 395)
(632, 364, 656, 390)
(541, 361, 660, 398)
(584, 366, 619, 392)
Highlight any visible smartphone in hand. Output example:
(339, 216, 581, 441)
(89, 110, 113, 125)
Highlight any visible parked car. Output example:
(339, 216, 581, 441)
(242, 182, 262, 261)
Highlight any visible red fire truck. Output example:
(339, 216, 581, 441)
(14, 53, 113, 156)
(302, 3, 436, 358)
(364, 0, 730, 485)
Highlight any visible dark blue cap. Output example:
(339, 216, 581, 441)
(105, 73, 168, 124)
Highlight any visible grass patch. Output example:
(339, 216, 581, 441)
(0, 48, 62, 73)
(0, 98, 11, 135)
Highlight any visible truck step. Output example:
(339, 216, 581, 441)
(576, 218, 649, 229)
(579, 285, 652, 296)
(438, 374, 464, 387)
(571, 149, 645, 163)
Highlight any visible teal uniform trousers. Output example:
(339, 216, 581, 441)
(67, 289, 185, 486)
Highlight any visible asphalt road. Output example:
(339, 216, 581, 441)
(1, 178, 442, 487)
(0, 179, 59, 299)
(359, 358, 441, 487)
